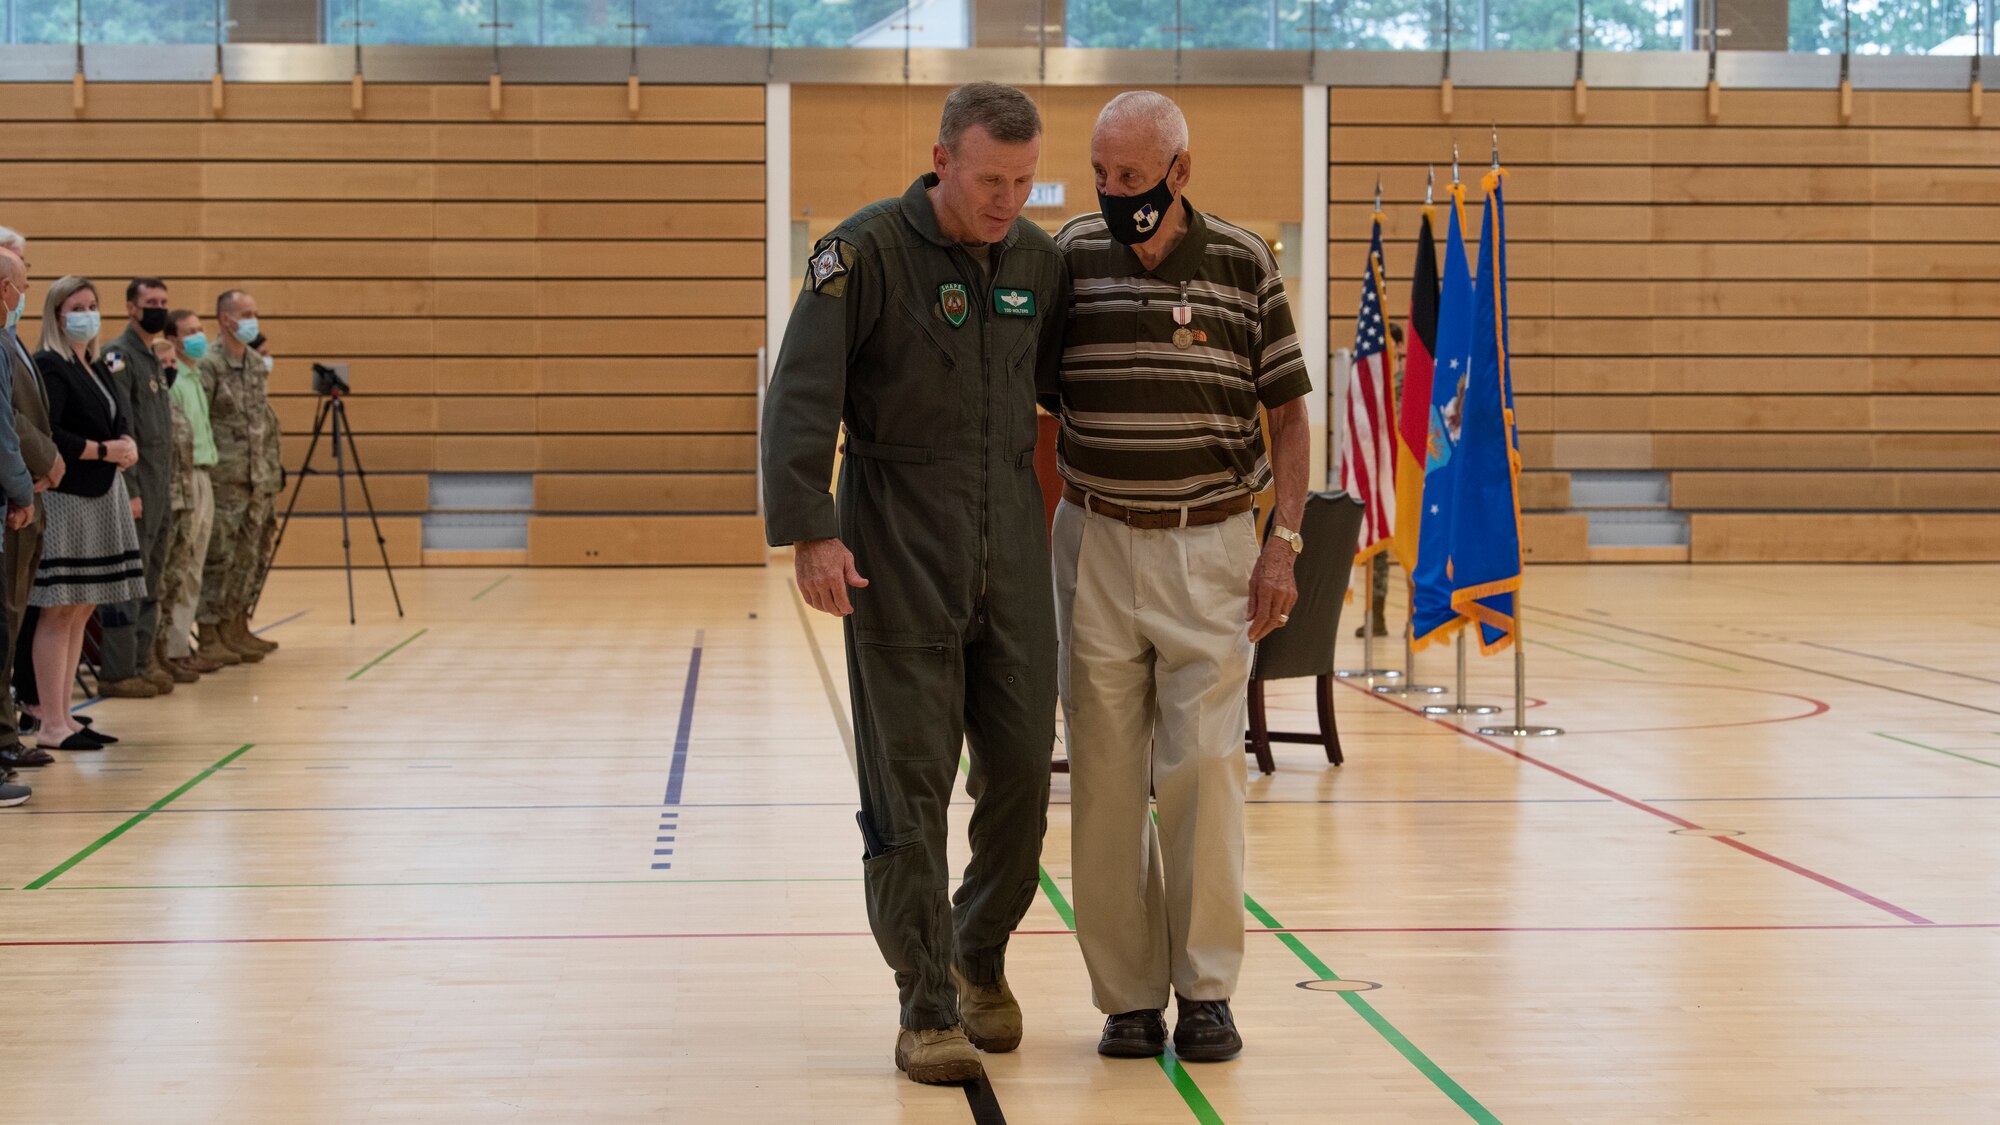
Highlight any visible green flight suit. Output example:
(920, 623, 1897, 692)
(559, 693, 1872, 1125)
(762, 174, 1068, 1031)
(98, 326, 178, 680)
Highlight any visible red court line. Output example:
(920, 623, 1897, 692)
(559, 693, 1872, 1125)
(1337, 678, 1937, 926)
(10, 923, 2000, 949)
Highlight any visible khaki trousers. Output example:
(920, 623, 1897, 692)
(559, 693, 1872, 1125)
(165, 470, 215, 658)
(1053, 498, 1257, 1014)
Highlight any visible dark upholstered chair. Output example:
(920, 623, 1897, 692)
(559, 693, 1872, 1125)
(1244, 491, 1367, 774)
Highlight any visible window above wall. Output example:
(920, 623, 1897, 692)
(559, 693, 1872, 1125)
(1, 0, 1991, 54)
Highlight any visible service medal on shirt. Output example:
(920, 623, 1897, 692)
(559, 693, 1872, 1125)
(1172, 327, 1194, 350)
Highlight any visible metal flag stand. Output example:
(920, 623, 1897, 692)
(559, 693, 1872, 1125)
(1471, 126, 1559, 739)
(1422, 633, 1499, 716)
(1337, 177, 1402, 683)
(1477, 607, 1562, 738)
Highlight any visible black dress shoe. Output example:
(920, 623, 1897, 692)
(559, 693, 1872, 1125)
(1098, 1009, 1167, 1058)
(34, 730, 104, 752)
(1172, 996, 1242, 1062)
(0, 744, 56, 768)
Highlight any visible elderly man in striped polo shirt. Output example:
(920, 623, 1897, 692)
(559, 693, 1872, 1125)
(1051, 91, 1313, 1064)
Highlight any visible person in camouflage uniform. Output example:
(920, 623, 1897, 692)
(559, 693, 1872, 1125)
(195, 290, 278, 663)
(159, 309, 221, 677)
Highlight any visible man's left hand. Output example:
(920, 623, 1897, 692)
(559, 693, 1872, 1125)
(1247, 537, 1299, 642)
(5, 505, 30, 531)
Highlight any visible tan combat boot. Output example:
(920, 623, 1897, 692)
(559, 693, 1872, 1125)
(893, 1026, 985, 1085)
(142, 662, 176, 693)
(154, 637, 196, 684)
(230, 617, 276, 655)
(96, 677, 159, 699)
(951, 966, 1023, 1053)
(197, 623, 245, 666)
(215, 620, 263, 663)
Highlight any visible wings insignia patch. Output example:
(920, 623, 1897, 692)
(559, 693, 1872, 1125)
(807, 239, 854, 298)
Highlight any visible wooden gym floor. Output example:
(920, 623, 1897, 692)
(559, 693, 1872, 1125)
(1, 562, 1996, 1123)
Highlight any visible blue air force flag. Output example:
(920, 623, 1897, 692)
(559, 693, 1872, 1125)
(1409, 185, 1475, 648)
(1445, 170, 1525, 654)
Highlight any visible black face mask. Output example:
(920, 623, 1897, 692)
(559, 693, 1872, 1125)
(1097, 155, 1180, 246)
(138, 306, 169, 334)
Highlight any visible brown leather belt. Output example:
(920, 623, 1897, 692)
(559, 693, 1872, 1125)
(1062, 483, 1253, 530)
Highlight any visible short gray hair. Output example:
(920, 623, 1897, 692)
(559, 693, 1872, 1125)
(0, 226, 23, 258)
(1094, 91, 1190, 158)
(938, 82, 1042, 153)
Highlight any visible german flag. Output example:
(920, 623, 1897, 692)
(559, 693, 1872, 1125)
(1391, 206, 1439, 575)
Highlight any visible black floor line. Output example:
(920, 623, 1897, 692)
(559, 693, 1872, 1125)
(1794, 639, 2000, 688)
(961, 1075, 1008, 1124)
(1527, 605, 2000, 718)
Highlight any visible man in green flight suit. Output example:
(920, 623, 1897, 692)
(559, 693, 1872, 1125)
(761, 82, 1068, 1086)
(97, 277, 180, 697)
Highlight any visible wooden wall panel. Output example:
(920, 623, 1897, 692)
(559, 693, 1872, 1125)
(270, 516, 426, 568)
(4, 82, 763, 567)
(527, 515, 766, 565)
(793, 85, 1303, 246)
(1330, 87, 2000, 562)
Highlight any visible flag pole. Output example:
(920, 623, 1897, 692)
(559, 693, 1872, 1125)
(1375, 167, 1444, 698)
(1478, 607, 1561, 738)
(1340, 176, 1403, 682)
(1472, 127, 1560, 739)
(1423, 633, 1499, 716)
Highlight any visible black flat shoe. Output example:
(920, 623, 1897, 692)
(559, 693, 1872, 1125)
(1172, 996, 1242, 1062)
(1098, 1009, 1167, 1058)
(34, 730, 104, 752)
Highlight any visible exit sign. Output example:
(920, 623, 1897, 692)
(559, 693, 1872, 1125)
(1028, 182, 1065, 209)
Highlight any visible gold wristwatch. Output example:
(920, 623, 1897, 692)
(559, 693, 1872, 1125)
(1271, 525, 1304, 554)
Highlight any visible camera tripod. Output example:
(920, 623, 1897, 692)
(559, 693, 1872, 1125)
(261, 389, 404, 625)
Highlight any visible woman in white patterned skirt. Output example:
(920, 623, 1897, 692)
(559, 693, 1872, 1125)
(27, 277, 146, 752)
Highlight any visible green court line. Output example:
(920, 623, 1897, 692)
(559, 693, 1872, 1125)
(1533, 618, 1740, 672)
(470, 574, 512, 601)
(1874, 732, 2000, 770)
(1031, 868, 1225, 1124)
(1529, 639, 1647, 675)
(1242, 894, 1500, 1124)
(24, 744, 256, 890)
(347, 628, 428, 680)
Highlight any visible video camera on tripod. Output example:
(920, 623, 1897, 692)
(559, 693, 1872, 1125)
(310, 361, 351, 397)
(261, 361, 404, 624)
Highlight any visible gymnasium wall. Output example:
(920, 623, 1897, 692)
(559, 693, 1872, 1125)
(790, 85, 1303, 245)
(1330, 86, 2000, 563)
(0, 81, 766, 568)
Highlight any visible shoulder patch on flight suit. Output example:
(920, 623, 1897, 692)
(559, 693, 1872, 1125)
(105, 351, 127, 375)
(938, 283, 969, 328)
(807, 239, 854, 297)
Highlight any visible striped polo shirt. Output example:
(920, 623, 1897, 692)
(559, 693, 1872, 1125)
(1055, 200, 1312, 506)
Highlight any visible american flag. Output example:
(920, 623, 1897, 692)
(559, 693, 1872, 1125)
(1341, 213, 1398, 562)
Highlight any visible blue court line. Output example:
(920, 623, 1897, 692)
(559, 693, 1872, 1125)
(664, 632, 703, 807)
(651, 631, 704, 871)
(253, 610, 307, 635)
